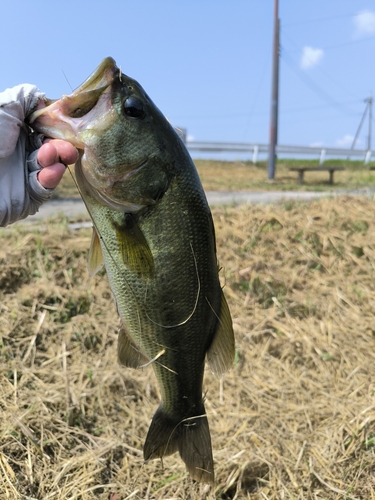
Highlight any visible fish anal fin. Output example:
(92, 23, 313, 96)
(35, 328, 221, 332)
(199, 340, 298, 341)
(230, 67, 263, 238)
(88, 226, 104, 276)
(118, 322, 149, 368)
(114, 215, 154, 278)
(144, 405, 214, 485)
(207, 291, 235, 378)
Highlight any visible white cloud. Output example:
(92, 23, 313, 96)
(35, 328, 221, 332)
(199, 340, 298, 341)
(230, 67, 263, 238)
(336, 134, 363, 148)
(300, 47, 324, 69)
(353, 10, 375, 37)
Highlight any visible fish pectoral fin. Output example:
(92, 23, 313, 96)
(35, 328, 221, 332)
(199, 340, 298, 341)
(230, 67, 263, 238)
(88, 226, 104, 276)
(114, 214, 154, 278)
(144, 405, 214, 485)
(207, 291, 235, 378)
(117, 322, 149, 368)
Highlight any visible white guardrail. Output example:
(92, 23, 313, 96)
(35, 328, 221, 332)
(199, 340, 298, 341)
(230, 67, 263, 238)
(185, 141, 373, 164)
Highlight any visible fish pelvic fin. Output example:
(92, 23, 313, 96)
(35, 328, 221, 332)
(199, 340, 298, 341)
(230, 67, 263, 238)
(143, 405, 214, 485)
(207, 291, 235, 378)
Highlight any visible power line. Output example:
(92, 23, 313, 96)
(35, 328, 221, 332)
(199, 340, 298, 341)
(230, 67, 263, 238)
(280, 100, 361, 115)
(284, 34, 375, 54)
(281, 30, 360, 100)
(322, 34, 375, 51)
(242, 57, 269, 140)
(280, 47, 359, 117)
(169, 99, 361, 121)
(283, 12, 358, 27)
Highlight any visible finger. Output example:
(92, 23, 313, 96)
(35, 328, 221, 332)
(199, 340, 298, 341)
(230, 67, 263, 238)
(48, 139, 79, 165)
(37, 142, 59, 168)
(37, 163, 66, 189)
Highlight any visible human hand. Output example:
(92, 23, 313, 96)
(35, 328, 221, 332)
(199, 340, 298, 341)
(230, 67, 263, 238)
(0, 84, 80, 226)
(34, 100, 78, 189)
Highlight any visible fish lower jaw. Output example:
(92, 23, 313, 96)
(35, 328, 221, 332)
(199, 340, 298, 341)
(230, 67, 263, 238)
(30, 108, 85, 148)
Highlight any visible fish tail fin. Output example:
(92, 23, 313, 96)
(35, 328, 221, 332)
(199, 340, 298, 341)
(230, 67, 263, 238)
(178, 411, 215, 484)
(143, 405, 214, 484)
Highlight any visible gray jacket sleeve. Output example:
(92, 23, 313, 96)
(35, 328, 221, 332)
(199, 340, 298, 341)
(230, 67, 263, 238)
(0, 84, 54, 226)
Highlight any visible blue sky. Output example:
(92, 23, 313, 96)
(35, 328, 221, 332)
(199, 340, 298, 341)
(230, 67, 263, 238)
(2, 1, 375, 153)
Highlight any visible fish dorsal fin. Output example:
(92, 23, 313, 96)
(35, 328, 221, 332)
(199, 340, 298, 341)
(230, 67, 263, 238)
(207, 291, 235, 378)
(114, 214, 154, 278)
(88, 226, 104, 276)
(118, 322, 149, 368)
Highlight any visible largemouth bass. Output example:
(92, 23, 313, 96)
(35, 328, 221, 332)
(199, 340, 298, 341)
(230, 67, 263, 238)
(29, 57, 235, 484)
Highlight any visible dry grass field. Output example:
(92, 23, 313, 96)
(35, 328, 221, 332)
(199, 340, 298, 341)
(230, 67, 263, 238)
(1, 194, 375, 499)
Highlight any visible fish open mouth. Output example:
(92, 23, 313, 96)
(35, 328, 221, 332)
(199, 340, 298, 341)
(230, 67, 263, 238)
(27, 57, 119, 145)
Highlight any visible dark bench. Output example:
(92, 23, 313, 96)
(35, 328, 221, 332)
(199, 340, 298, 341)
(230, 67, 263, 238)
(289, 166, 345, 185)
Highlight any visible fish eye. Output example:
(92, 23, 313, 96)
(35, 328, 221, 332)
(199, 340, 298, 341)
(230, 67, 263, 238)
(123, 96, 146, 119)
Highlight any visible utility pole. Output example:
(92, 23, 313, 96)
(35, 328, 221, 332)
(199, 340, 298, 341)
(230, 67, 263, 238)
(350, 94, 373, 152)
(268, 0, 280, 180)
(367, 94, 372, 151)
